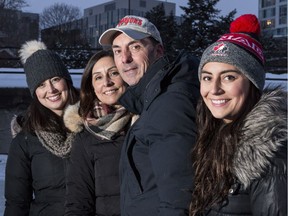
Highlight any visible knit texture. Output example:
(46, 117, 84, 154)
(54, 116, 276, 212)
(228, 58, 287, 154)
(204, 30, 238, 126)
(19, 40, 72, 96)
(24, 50, 72, 96)
(198, 14, 266, 90)
(36, 130, 75, 158)
(199, 41, 266, 90)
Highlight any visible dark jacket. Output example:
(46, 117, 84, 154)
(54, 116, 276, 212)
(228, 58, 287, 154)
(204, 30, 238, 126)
(119, 50, 200, 216)
(4, 131, 67, 216)
(64, 103, 132, 216)
(207, 89, 287, 216)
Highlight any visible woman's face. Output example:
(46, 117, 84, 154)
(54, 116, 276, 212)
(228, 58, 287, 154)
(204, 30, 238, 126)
(200, 62, 251, 123)
(35, 76, 69, 116)
(92, 56, 126, 105)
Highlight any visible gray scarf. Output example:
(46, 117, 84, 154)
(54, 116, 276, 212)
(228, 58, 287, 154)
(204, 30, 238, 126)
(36, 130, 75, 158)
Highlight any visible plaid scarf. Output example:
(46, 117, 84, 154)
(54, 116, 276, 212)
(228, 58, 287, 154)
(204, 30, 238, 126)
(84, 100, 132, 140)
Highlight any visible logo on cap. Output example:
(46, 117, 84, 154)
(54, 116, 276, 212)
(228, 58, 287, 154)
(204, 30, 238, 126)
(212, 43, 229, 56)
(117, 16, 143, 27)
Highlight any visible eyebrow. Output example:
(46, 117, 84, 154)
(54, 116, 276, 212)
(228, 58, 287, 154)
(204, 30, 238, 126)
(112, 40, 141, 49)
(201, 69, 240, 75)
(92, 66, 117, 75)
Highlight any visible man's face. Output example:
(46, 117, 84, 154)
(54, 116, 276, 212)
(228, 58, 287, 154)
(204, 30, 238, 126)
(112, 33, 163, 86)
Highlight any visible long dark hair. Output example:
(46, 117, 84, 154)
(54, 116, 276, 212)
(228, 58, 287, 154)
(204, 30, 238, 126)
(78, 50, 114, 119)
(189, 82, 261, 216)
(23, 80, 79, 135)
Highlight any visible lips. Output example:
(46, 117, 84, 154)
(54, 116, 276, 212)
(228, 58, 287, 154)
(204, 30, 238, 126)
(47, 94, 61, 102)
(104, 89, 118, 95)
(211, 99, 229, 105)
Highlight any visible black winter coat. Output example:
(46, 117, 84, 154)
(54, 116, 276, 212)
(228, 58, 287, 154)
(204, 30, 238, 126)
(206, 89, 287, 216)
(4, 131, 67, 216)
(119, 50, 200, 216)
(64, 103, 130, 216)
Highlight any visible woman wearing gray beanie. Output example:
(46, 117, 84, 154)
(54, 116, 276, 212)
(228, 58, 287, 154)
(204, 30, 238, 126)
(4, 40, 79, 216)
(189, 14, 287, 216)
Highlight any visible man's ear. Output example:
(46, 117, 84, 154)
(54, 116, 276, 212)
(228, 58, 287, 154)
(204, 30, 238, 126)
(156, 43, 164, 57)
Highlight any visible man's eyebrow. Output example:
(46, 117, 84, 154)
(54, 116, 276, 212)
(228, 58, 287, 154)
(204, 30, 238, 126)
(112, 40, 141, 49)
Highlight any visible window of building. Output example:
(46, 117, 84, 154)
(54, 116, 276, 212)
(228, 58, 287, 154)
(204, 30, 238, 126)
(276, 27, 287, 35)
(140, 0, 146, 8)
(279, 5, 287, 25)
(262, 7, 276, 18)
(105, 3, 116, 12)
(261, 0, 276, 7)
(95, 15, 98, 28)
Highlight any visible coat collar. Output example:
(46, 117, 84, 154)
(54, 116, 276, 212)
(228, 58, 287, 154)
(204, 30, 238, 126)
(119, 56, 168, 114)
(232, 88, 287, 188)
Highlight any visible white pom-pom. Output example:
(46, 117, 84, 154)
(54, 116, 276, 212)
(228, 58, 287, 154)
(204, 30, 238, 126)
(19, 40, 47, 64)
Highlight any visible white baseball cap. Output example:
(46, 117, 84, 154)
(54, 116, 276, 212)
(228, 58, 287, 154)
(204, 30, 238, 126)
(99, 15, 163, 45)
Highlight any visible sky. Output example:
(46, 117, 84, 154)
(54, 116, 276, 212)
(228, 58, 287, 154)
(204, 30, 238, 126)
(23, 0, 259, 17)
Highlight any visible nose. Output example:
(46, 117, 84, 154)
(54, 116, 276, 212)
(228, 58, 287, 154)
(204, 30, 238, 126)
(46, 81, 57, 92)
(103, 77, 114, 87)
(210, 79, 223, 95)
(121, 49, 133, 63)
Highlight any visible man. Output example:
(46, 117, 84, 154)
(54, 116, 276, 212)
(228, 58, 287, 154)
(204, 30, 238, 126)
(99, 15, 200, 216)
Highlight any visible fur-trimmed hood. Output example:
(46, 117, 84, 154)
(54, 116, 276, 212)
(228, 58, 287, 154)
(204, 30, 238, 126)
(233, 88, 287, 188)
(63, 102, 84, 133)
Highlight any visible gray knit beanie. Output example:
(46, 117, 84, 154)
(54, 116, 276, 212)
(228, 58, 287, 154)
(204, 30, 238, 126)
(19, 40, 72, 96)
(198, 14, 266, 91)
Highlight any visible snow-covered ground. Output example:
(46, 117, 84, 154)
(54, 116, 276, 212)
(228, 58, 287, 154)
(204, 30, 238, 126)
(0, 68, 287, 90)
(0, 68, 84, 88)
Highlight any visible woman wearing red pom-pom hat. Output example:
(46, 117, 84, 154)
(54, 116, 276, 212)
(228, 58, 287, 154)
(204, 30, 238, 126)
(189, 14, 287, 216)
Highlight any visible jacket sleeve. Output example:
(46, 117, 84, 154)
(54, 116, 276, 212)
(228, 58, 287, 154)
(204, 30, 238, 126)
(4, 133, 32, 216)
(64, 133, 95, 216)
(250, 144, 287, 216)
(147, 89, 197, 216)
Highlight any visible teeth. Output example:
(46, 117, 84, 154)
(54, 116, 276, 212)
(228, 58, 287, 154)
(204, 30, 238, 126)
(104, 90, 116, 95)
(211, 99, 227, 104)
(48, 95, 60, 101)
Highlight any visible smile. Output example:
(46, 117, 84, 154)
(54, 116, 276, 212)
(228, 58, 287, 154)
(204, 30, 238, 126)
(211, 99, 229, 105)
(104, 89, 118, 95)
(47, 94, 61, 101)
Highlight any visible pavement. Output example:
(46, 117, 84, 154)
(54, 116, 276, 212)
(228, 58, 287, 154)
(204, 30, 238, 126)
(0, 154, 7, 215)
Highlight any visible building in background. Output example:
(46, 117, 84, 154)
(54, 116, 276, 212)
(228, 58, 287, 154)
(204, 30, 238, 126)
(0, 9, 39, 67)
(82, 0, 176, 48)
(259, 0, 287, 37)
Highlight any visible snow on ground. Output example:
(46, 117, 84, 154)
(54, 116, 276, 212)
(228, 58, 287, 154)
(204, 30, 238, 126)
(0, 69, 287, 90)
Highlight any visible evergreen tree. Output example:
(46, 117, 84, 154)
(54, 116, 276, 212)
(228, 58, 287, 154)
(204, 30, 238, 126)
(177, 0, 236, 57)
(145, 3, 178, 60)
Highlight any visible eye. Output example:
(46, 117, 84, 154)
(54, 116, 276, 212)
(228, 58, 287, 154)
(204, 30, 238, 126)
(94, 75, 102, 81)
(109, 70, 120, 77)
(51, 77, 61, 84)
(223, 75, 236, 81)
(201, 75, 211, 81)
(38, 82, 46, 88)
(129, 44, 141, 52)
(113, 49, 121, 55)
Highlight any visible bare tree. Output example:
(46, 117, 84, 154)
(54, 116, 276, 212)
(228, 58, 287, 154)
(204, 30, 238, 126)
(40, 3, 81, 29)
(0, 0, 28, 10)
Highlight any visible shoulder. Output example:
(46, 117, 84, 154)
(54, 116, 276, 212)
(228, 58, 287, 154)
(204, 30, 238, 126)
(233, 88, 287, 188)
